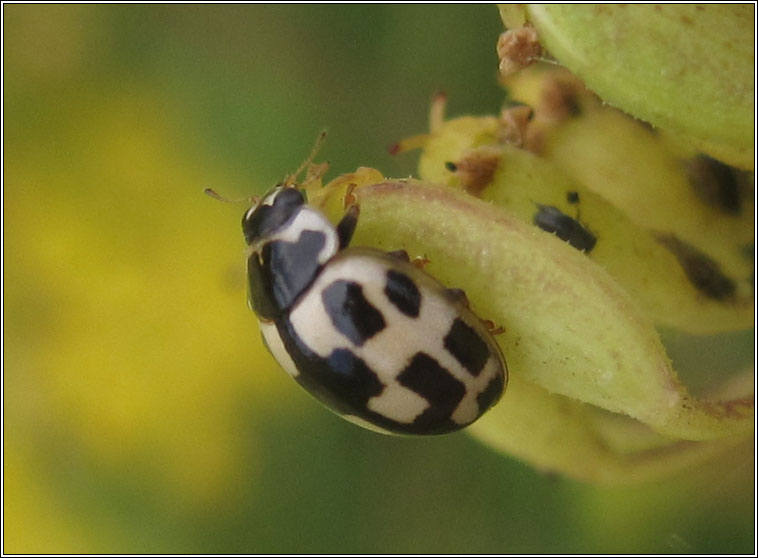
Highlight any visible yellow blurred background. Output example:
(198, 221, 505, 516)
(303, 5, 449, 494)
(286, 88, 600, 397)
(3, 5, 753, 553)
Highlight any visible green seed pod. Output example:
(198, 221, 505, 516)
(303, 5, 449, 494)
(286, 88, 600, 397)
(512, 4, 754, 170)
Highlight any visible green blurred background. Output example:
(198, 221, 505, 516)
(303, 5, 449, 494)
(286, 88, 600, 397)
(3, 5, 753, 553)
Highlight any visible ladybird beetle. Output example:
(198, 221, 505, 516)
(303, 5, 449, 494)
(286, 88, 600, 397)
(240, 161, 507, 435)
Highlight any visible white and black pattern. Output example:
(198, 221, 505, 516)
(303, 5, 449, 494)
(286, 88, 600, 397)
(245, 206, 339, 319)
(321, 280, 386, 345)
(282, 249, 505, 435)
(384, 270, 421, 317)
(264, 208, 339, 266)
(259, 321, 300, 379)
(243, 187, 305, 244)
(262, 230, 326, 311)
(240, 181, 507, 436)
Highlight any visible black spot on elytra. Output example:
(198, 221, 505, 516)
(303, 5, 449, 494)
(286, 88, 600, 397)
(533, 204, 597, 253)
(444, 318, 490, 376)
(276, 316, 464, 435)
(384, 270, 421, 317)
(263, 230, 326, 312)
(477, 373, 505, 413)
(322, 280, 386, 346)
(280, 321, 384, 414)
(398, 352, 465, 427)
(318, 348, 385, 406)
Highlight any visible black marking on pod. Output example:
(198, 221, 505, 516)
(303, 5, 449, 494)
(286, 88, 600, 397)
(533, 204, 597, 253)
(686, 154, 747, 215)
(321, 280, 386, 345)
(656, 233, 736, 300)
(384, 270, 421, 317)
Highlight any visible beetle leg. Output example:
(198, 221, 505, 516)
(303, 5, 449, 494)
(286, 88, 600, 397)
(387, 251, 429, 269)
(343, 183, 358, 209)
(481, 318, 506, 335)
(411, 255, 431, 269)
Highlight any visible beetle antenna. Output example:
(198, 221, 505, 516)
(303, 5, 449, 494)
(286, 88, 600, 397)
(283, 130, 327, 187)
(204, 188, 259, 206)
